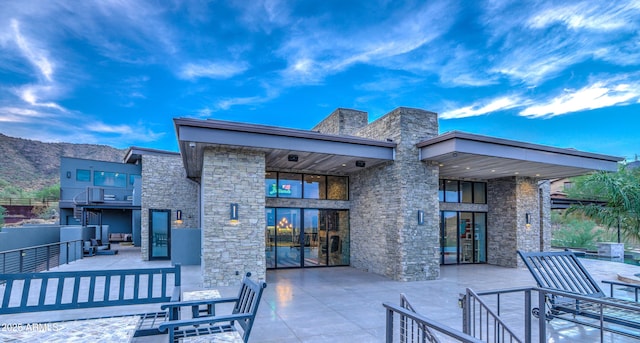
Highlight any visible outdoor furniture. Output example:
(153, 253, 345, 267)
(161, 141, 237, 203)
(159, 272, 267, 343)
(0, 315, 140, 342)
(89, 238, 118, 255)
(0, 265, 182, 338)
(518, 250, 640, 338)
(109, 232, 133, 243)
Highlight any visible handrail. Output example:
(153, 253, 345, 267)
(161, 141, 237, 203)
(462, 288, 524, 343)
(0, 197, 58, 206)
(463, 286, 640, 342)
(384, 301, 483, 343)
(0, 240, 83, 274)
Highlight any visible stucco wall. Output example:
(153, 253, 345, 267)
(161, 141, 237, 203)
(140, 154, 199, 261)
(201, 147, 266, 287)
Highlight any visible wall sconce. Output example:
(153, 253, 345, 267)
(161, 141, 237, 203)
(176, 210, 183, 224)
(525, 213, 531, 228)
(66, 171, 71, 179)
(417, 210, 424, 225)
(230, 203, 239, 221)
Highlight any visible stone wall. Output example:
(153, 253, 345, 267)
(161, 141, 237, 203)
(141, 154, 199, 261)
(350, 107, 440, 281)
(539, 180, 552, 251)
(201, 147, 266, 287)
(487, 176, 542, 267)
(312, 108, 368, 136)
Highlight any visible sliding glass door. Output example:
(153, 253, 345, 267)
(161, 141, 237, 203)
(440, 211, 486, 264)
(266, 208, 349, 268)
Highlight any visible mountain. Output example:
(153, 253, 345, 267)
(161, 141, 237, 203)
(0, 133, 127, 193)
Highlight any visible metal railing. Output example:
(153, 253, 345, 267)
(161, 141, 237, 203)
(461, 288, 525, 343)
(0, 197, 58, 206)
(384, 294, 483, 343)
(0, 240, 83, 274)
(463, 286, 640, 343)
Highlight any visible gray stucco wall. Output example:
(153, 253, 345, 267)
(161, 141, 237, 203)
(141, 154, 200, 261)
(0, 226, 60, 252)
(201, 147, 266, 287)
(350, 107, 440, 281)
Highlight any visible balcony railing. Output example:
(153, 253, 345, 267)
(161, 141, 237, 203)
(0, 240, 83, 275)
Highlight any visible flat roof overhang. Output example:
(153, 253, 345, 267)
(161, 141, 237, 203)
(418, 131, 623, 179)
(174, 118, 396, 180)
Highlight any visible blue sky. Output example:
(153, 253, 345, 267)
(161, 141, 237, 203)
(1, 1, 639, 160)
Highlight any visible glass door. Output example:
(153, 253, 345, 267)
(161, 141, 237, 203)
(441, 211, 458, 264)
(149, 209, 170, 260)
(275, 208, 301, 268)
(303, 209, 323, 266)
(265, 208, 276, 268)
(474, 213, 487, 263)
(459, 213, 473, 264)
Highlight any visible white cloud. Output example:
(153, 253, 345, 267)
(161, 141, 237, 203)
(440, 97, 522, 119)
(17, 86, 66, 111)
(10, 19, 54, 81)
(520, 79, 640, 118)
(528, 2, 640, 32)
(179, 61, 248, 80)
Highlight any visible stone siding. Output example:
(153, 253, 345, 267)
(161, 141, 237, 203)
(351, 107, 440, 281)
(539, 181, 552, 251)
(141, 154, 199, 261)
(201, 147, 266, 287)
(311, 108, 368, 136)
(487, 176, 542, 267)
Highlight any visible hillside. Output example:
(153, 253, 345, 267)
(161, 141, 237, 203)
(0, 133, 127, 193)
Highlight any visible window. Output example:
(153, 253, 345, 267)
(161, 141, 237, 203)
(94, 171, 127, 188)
(444, 180, 459, 203)
(440, 179, 486, 204)
(327, 176, 348, 200)
(278, 173, 302, 198)
(265, 172, 277, 197)
(304, 175, 326, 199)
(129, 174, 140, 186)
(265, 172, 348, 200)
(76, 169, 91, 182)
(461, 181, 473, 203)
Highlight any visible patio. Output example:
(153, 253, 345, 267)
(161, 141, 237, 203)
(2, 243, 639, 342)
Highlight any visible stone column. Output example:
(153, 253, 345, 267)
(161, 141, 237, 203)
(487, 176, 541, 267)
(201, 147, 266, 287)
(351, 107, 440, 281)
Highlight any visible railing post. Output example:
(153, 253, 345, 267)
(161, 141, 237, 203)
(386, 308, 394, 343)
(525, 289, 531, 343)
(538, 290, 546, 343)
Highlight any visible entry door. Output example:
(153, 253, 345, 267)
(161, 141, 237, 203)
(149, 209, 170, 260)
(441, 211, 458, 264)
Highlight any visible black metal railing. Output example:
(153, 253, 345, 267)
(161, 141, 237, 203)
(0, 197, 58, 206)
(0, 240, 83, 274)
(463, 286, 640, 343)
(461, 288, 525, 343)
(384, 294, 483, 343)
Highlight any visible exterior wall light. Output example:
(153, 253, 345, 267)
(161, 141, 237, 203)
(525, 213, 531, 228)
(176, 210, 183, 225)
(66, 171, 71, 179)
(418, 210, 424, 225)
(355, 160, 366, 168)
(230, 203, 239, 221)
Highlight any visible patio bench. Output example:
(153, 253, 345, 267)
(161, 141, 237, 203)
(159, 272, 267, 343)
(0, 264, 181, 337)
(518, 250, 640, 338)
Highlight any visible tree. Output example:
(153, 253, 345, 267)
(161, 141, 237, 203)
(566, 165, 640, 243)
(0, 205, 5, 227)
(35, 184, 60, 201)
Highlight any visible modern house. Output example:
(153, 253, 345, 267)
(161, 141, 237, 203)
(59, 107, 622, 287)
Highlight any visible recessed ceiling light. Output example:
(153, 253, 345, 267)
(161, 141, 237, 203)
(491, 170, 496, 172)
(515, 172, 519, 175)
(536, 174, 540, 177)
(465, 167, 470, 170)
(439, 163, 444, 167)
(341, 163, 346, 167)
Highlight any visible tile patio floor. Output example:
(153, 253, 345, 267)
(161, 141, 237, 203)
(2, 244, 640, 342)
